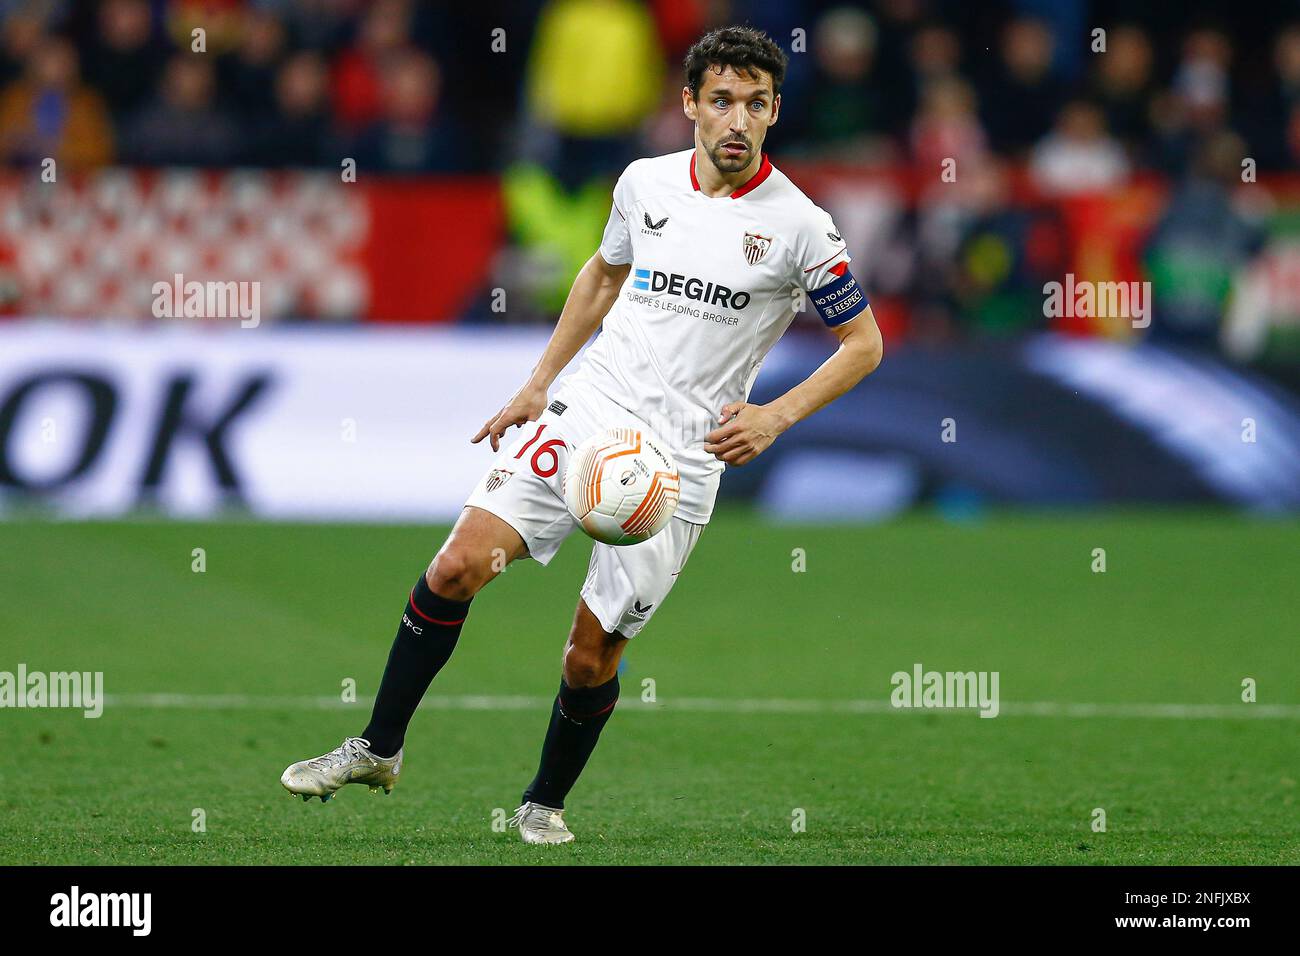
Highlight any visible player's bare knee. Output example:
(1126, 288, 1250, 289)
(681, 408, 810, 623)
(560, 600, 622, 686)
(425, 547, 483, 601)
(563, 643, 614, 688)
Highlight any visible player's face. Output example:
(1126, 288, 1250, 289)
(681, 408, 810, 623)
(684, 65, 780, 174)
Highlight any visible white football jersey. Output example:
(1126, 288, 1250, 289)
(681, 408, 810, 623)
(556, 147, 867, 523)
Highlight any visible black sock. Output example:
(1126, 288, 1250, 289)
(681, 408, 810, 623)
(522, 675, 619, 810)
(361, 574, 471, 758)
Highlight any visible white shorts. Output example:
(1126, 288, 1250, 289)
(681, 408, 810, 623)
(464, 387, 704, 638)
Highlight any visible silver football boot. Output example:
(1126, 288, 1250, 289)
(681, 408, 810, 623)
(508, 801, 575, 844)
(280, 736, 402, 802)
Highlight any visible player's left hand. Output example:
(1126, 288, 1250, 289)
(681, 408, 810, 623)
(704, 402, 785, 466)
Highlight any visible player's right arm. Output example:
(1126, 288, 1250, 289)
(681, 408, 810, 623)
(471, 251, 630, 451)
(475, 169, 636, 451)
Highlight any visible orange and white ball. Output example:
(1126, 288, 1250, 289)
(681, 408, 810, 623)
(563, 428, 680, 545)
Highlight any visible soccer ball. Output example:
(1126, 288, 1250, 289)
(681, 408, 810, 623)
(563, 427, 680, 545)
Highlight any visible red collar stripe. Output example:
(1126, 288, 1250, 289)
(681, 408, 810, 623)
(690, 152, 773, 199)
(730, 153, 772, 198)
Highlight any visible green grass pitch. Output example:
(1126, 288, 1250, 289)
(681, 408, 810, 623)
(1, 508, 1297, 865)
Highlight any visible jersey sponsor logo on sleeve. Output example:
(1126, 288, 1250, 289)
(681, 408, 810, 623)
(547, 399, 567, 416)
(742, 231, 772, 266)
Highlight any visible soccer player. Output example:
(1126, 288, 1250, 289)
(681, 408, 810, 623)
(281, 26, 883, 843)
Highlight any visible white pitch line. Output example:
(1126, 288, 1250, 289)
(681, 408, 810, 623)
(99, 693, 1300, 720)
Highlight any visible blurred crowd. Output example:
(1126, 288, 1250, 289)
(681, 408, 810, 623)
(0, 0, 1296, 361)
(0, 0, 479, 170)
(0, 0, 1295, 176)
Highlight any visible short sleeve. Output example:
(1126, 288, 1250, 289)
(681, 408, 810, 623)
(797, 208, 851, 292)
(796, 207, 867, 327)
(598, 172, 633, 266)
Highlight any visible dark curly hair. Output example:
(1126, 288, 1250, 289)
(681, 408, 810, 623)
(684, 26, 788, 100)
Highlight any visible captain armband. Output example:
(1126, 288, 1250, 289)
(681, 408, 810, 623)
(810, 266, 868, 327)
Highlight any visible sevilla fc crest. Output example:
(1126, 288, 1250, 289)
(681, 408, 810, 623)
(742, 232, 772, 266)
(485, 468, 513, 492)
